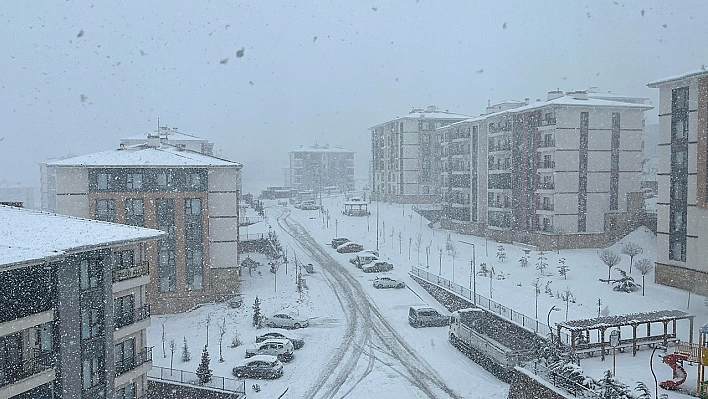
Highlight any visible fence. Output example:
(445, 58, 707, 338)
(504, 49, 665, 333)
(526, 363, 601, 398)
(409, 266, 571, 345)
(148, 365, 246, 395)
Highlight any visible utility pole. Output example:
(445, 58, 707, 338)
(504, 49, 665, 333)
(459, 241, 476, 306)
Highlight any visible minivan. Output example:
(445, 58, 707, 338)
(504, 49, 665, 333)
(349, 253, 379, 268)
(408, 306, 450, 328)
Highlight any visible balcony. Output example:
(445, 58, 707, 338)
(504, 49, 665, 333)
(537, 182, 555, 190)
(540, 161, 555, 169)
(540, 117, 557, 126)
(116, 347, 152, 376)
(539, 203, 555, 211)
(0, 352, 54, 388)
(538, 139, 556, 148)
(115, 304, 150, 330)
(113, 261, 149, 283)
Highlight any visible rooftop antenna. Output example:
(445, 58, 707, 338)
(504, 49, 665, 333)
(157, 117, 160, 132)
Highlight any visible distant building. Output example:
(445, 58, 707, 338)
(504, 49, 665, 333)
(287, 144, 355, 194)
(648, 68, 708, 295)
(120, 125, 214, 156)
(439, 91, 652, 249)
(0, 179, 36, 209)
(370, 106, 469, 203)
(0, 204, 164, 399)
(42, 138, 243, 314)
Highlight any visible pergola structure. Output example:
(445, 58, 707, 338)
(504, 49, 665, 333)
(556, 310, 695, 361)
(343, 201, 370, 216)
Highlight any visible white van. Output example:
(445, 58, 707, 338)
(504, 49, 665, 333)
(349, 253, 379, 268)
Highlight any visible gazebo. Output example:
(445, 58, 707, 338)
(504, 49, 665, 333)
(343, 201, 370, 216)
(556, 309, 695, 360)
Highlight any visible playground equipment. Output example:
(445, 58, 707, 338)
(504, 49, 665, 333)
(667, 324, 708, 397)
(659, 352, 689, 389)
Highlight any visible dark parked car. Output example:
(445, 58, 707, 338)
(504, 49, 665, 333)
(232, 355, 283, 379)
(337, 242, 364, 253)
(408, 306, 450, 328)
(256, 331, 305, 350)
(331, 237, 350, 248)
(362, 261, 394, 273)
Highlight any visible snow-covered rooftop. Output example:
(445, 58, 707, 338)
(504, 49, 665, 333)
(0, 205, 165, 268)
(122, 130, 210, 142)
(46, 144, 241, 168)
(648, 67, 708, 87)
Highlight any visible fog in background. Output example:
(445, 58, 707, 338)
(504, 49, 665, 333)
(2, 0, 707, 194)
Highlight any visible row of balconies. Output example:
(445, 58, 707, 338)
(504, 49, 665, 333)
(115, 347, 152, 376)
(113, 261, 150, 283)
(115, 304, 151, 330)
(0, 351, 54, 389)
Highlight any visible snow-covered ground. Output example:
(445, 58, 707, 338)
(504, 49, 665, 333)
(148, 195, 707, 398)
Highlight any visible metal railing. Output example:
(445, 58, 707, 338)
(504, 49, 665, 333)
(116, 347, 152, 376)
(148, 365, 246, 395)
(113, 261, 149, 283)
(0, 352, 54, 388)
(527, 363, 601, 398)
(410, 266, 571, 345)
(115, 304, 150, 330)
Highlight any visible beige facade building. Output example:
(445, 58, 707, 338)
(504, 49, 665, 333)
(370, 106, 469, 203)
(648, 69, 708, 295)
(287, 144, 355, 194)
(440, 91, 651, 249)
(42, 139, 242, 314)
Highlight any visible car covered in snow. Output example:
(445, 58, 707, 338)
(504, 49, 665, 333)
(362, 261, 394, 273)
(408, 306, 450, 328)
(336, 242, 364, 253)
(349, 253, 379, 267)
(255, 331, 305, 350)
(245, 338, 294, 362)
(331, 237, 350, 248)
(232, 355, 284, 379)
(373, 276, 406, 289)
(263, 313, 309, 329)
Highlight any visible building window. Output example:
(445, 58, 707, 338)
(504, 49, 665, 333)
(115, 383, 136, 399)
(126, 173, 142, 190)
(125, 199, 144, 227)
(185, 198, 201, 216)
(157, 172, 172, 188)
(114, 250, 134, 270)
(82, 355, 104, 391)
(35, 322, 53, 354)
(114, 294, 134, 329)
(80, 258, 102, 290)
(187, 173, 202, 190)
(158, 248, 176, 292)
(669, 87, 689, 262)
(97, 173, 109, 190)
(186, 249, 204, 291)
(115, 338, 135, 375)
(81, 307, 103, 340)
(95, 199, 116, 222)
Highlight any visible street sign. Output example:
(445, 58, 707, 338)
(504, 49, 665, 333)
(610, 330, 620, 348)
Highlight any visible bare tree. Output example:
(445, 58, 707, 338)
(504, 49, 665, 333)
(438, 246, 444, 275)
(599, 250, 622, 283)
(415, 233, 423, 265)
(450, 245, 458, 282)
(218, 317, 226, 362)
(408, 237, 412, 260)
(532, 277, 542, 320)
(390, 226, 395, 249)
(560, 287, 575, 320)
(169, 339, 176, 373)
(557, 258, 569, 280)
(621, 242, 643, 273)
(425, 243, 431, 268)
(162, 322, 166, 358)
(398, 231, 402, 254)
(634, 258, 654, 296)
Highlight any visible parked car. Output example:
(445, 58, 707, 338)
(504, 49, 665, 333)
(331, 237, 350, 248)
(359, 249, 379, 257)
(293, 202, 303, 209)
(337, 242, 364, 253)
(232, 355, 283, 379)
(263, 313, 309, 329)
(349, 253, 379, 267)
(373, 276, 405, 289)
(256, 331, 305, 350)
(408, 306, 450, 328)
(301, 203, 320, 210)
(245, 338, 294, 362)
(362, 261, 394, 273)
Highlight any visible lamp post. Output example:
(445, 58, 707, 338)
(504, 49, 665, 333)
(459, 241, 476, 306)
(547, 305, 559, 344)
(650, 345, 666, 399)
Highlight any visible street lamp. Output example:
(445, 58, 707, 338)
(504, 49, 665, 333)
(547, 305, 560, 344)
(650, 345, 667, 399)
(459, 241, 476, 306)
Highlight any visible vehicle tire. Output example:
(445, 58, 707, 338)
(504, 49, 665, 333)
(396, 283, 405, 288)
(293, 323, 301, 329)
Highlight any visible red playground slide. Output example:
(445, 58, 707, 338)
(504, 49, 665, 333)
(660, 353, 689, 389)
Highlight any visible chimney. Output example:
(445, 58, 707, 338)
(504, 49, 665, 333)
(547, 90, 564, 101)
(524, 98, 530, 105)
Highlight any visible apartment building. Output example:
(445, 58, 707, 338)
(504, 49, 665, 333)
(287, 144, 355, 194)
(648, 69, 708, 295)
(0, 205, 164, 399)
(440, 91, 651, 249)
(370, 106, 469, 203)
(42, 140, 242, 314)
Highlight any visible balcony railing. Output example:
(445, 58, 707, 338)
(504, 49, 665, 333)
(0, 352, 54, 388)
(540, 161, 555, 169)
(539, 203, 554, 211)
(537, 182, 555, 190)
(116, 347, 152, 376)
(538, 139, 556, 148)
(115, 304, 151, 330)
(113, 261, 149, 283)
(540, 117, 557, 126)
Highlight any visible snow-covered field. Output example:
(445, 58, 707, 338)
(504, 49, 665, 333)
(148, 195, 707, 399)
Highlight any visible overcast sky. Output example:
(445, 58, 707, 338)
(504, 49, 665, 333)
(2, 0, 707, 193)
